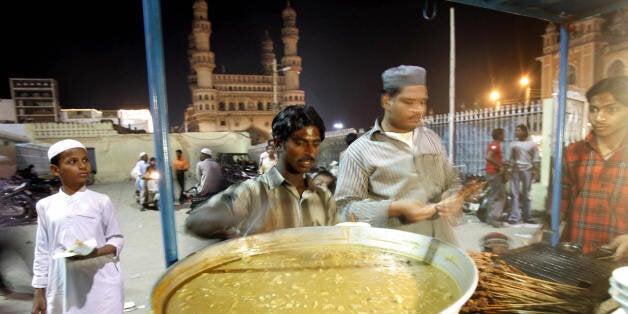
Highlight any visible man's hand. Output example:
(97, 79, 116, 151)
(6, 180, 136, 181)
(31, 288, 46, 314)
(389, 199, 436, 222)
(437, 194, 464, 218)
(602, 234, 628, 262)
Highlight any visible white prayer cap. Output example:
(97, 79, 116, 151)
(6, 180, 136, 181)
(382, 65, 426, 90)
(139, 152, 148, 158)
(200, 148, 212, 156)
(48, 139, 86, 162)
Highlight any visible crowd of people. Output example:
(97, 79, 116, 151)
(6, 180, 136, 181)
(26, 67, 628, 312)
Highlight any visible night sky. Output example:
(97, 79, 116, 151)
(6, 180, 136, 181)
(0, 0, 547, 131)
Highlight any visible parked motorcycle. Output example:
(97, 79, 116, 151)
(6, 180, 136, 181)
(462, 175, 488, 216)
(0, 180, 37, 227)
(224, 163, 258, 184)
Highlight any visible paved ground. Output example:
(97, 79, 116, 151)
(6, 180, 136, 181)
(0, 180, 544, 313)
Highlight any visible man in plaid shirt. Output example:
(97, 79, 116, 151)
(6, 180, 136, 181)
(561, 76, 628, 262)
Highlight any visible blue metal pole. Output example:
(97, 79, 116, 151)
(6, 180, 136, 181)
(142, 0, 178, 267)
(550, 24, 570, 246)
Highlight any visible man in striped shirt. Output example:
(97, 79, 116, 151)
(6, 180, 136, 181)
(334, 65, 463, 245)
(560, 76, 628, 262)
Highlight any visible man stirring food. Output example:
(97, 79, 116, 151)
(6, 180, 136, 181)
(185, 105, 338, 239)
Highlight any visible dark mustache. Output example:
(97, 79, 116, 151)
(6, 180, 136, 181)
(297, 157, 315, 163)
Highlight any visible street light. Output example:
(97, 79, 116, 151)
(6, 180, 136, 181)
(333, 122, 344, 129)
(520, 76, 531, 104)
(489, 90, 501, 109)
(272, 59, 291, 113)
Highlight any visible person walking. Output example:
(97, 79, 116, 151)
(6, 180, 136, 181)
(31, 139, 124, 313)
(258, 144, 278, 175)
(507, 124, 539, 225)
(195, 148, 223, 198)
(484, 128, 506, 227)
(173, 149, 189, 204)
(185, 105, 338, 239)
(334, 65, 463, 245)
(559, 76, 628, 261)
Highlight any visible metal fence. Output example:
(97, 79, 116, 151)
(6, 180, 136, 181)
(424, 102, 543, 176)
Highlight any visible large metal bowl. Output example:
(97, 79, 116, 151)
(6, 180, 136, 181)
(151, 225, 478, 313)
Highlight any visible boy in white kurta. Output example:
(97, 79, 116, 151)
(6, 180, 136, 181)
(31, 139, 124, 314)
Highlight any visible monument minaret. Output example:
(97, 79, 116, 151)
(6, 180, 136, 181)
(191, 0, 215, 88)
(261, 30, 276, 75)
(281, 1, 302, 91)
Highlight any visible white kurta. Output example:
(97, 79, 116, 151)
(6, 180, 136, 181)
(32, 186, 124, 314)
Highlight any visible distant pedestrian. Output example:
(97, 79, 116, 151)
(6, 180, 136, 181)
(484, 128, 506, 227)
(32, 139, 124, 313)
(195, 148, 223, 197)
(507, 124, 539, 225)
(131, 152, 149, 197)
(258, 144, 277, 175)
(339, 132, 358, 158)
(173, 149, 189, 203)
(140, 157, 158, 210)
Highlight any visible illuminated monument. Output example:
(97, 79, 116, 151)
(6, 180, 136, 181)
(184, 0, 305, 144)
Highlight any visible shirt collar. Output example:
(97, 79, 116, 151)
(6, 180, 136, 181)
(264, 166, 315, 191)
(584, 131, 628, 152)
(368, 118, 426, 142)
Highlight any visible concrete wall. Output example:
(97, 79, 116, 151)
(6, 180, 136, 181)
(31, 131, 251, 183)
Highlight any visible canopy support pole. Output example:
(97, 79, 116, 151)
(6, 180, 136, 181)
(142, 0, 179, 267)
(550, 23, 570, 246)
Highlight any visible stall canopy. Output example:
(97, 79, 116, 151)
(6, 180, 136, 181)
(446, 0, 628, 23)
(444, 0, 628, 245)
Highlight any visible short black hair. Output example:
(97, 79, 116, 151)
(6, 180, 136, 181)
(50, 155, 61, 166)
(586, 76, 628, 106)
(491, 128, 504, 140)
(345, 133, 358, 146)
(381, 87, 401, 98)
(272, 105, 326, 143)
(516, 124, 529, 138)
(176, 149, 182, 154)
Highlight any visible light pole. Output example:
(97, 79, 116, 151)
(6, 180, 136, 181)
(520, 76, 531, 104)
(272, 59, 291, 113)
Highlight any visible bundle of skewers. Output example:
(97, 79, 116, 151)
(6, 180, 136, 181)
(461, 252, 593, 313)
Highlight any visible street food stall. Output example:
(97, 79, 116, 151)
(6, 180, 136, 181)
(140, 0, 628, 312)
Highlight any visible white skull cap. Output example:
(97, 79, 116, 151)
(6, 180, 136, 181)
(382, 65, 426, 89)
(201, 148, 213, 156)
(139, 152, 148, 158)
(48, 139, 86, 162)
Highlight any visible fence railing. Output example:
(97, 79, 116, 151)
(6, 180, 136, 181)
(424, 102, 543, 176)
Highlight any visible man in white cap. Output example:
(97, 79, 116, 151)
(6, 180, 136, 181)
(195, 148, 223, 197)
(335, 65, 463, 245)
(131, 152, 149, 198)
(32, 139, 124, 313)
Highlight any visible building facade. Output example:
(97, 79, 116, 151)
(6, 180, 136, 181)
(536, 8, 628, 149)
(9, 78, 60, 123)
(539, 9, 628, 99)
(184, 0, 305, 144)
